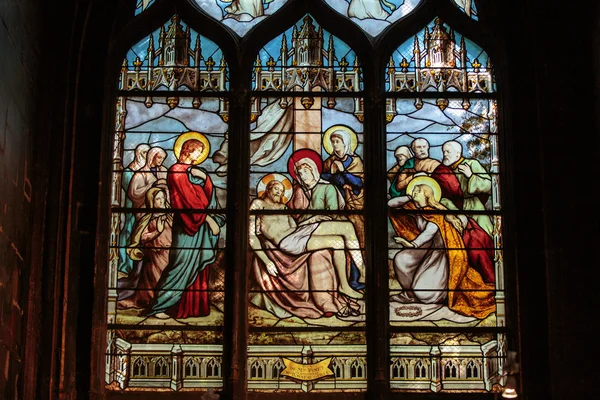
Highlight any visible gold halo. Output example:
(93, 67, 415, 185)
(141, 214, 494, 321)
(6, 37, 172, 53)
(173, 132, 210, 165)
(257, 173, 293, 203)
(322, 125, 358, 155)
(406, 176, 442, 203)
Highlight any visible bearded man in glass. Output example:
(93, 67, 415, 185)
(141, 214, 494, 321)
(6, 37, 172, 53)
(250, 180, 365, 300)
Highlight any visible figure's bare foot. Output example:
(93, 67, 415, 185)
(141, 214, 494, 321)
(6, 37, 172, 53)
(340, 286, 364, 299)
(154, 312, 170, 319)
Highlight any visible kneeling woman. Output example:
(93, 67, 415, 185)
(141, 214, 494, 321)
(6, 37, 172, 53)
(388, 177, 495, 320)
(118, 187, 172, 309)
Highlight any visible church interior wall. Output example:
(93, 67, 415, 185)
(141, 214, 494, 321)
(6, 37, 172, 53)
(0, 1, 44, 398)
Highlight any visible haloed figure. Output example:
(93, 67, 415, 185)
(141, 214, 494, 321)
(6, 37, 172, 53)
(148, 137, 224, 319)
(388, 177, 495, 319)
(406, 137, 464, 209)
(322, 128, 364, 211)
(249, 179, 361, 319)
(250, 180, 366, 300)
(289, 155, 345, 224)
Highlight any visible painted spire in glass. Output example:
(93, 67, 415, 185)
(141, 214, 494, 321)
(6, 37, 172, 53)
(253, 14, 363, 92)
(386, 17, 493, 93)
(120, 15, 229, 93)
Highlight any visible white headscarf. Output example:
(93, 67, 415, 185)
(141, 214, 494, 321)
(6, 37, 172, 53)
(294, 157, 345, 209)
(330, 129, 353, 157)
(129, 143, 151, 171)
(294, 157, 321, 188)
(144, 147, 167, 169)
(395, 145, 413, 160)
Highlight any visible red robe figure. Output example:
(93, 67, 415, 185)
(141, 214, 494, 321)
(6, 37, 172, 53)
(148, 138, 223, 319)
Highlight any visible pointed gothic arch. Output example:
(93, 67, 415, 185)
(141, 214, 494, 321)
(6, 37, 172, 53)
(12, 0, 596, 398)
(83, 0, 519, 397)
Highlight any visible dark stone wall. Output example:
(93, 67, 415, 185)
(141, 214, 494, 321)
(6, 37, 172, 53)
(535, 1, 599, 397)
(0, 1, 43, 398)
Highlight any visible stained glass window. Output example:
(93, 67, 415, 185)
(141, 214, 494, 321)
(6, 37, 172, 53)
(385, 17, 503, 393)
(247, 15, 367, 392)
(452, 0, 478, 20)
(197, 0, 290, 36)
(324, 0, 423, 36)
(105, 1, 512, 395)
(106, 15, 229, 391)
(136, 1, 291, 36)
(135, 0, 155, 16)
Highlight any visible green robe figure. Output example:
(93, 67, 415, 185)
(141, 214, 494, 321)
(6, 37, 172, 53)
(287, 152, 345, 224)
(387, 145, 414, 199)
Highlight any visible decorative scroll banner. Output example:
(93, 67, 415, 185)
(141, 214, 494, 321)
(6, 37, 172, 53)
(280, 357, 334, 382)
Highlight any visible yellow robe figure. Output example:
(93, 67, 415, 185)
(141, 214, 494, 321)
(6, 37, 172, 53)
(390, 201, 496, 319)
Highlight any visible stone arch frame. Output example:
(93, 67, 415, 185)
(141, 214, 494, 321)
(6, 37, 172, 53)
(95, 1, 519, 397)
(19, 2, 564, 398)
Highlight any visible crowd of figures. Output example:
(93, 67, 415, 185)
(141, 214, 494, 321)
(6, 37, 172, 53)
(114, 125, 368, 324)
(116, 133, 225, 320)
(114, 129, 498, 323)
(249, 126, 367, 321)
(387, 137, 497, 320)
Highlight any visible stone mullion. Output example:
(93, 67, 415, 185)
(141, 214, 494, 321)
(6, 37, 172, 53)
(222, 65, 251, 399)
(363, 58, 390, 399)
